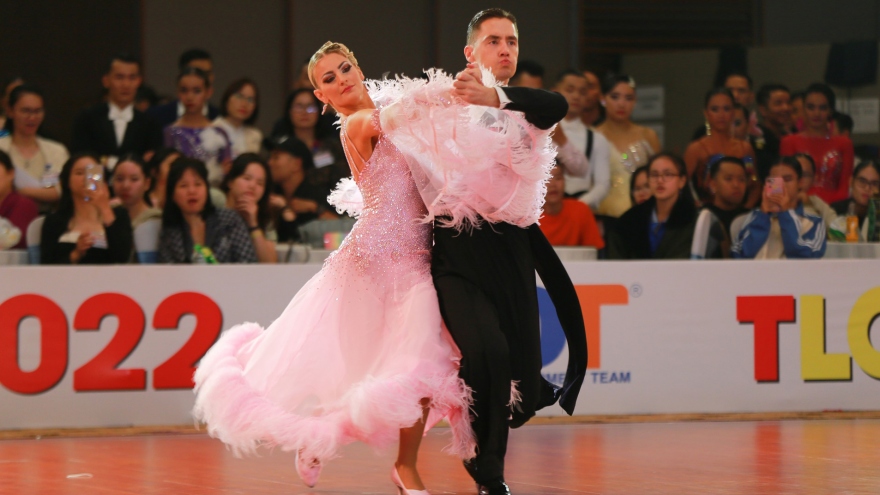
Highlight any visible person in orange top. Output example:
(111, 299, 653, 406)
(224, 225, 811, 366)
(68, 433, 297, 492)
(540, 163, 604, 248)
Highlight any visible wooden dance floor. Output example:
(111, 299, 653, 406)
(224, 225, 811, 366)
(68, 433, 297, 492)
(2, 418, 879, 494)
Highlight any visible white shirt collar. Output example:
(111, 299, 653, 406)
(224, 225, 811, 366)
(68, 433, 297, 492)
(108, 102, 134, 122)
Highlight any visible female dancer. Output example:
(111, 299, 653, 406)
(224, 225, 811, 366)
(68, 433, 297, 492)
(193, 42, 474, 494)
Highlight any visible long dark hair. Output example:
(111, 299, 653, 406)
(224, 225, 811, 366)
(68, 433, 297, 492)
(177, 67, 211, 89)
(629, 164, 649, 204)
(704, 87, 734, 108)
(114, 153, 152, 205)
(601, 74, 635, 95)
(221, 153, 273, 230)
(219, 78, 259, 125)
(275, 88, 324, 140)
(57, 152, 104, 221)
(4, 84, 44, 133)
(161, 157, 215, 228)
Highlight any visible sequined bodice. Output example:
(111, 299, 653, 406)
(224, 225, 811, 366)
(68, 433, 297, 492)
(328, 134, 431, 278)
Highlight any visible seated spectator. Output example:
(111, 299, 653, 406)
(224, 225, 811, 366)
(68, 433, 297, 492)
(111, 153, 161, 229)
(213, 78, 263, 158)
(753, 83, 792, 181)
(164, 67, 232, 188)
(0, 149, 38, 248)
(832, 112, 853, 139)
(270, 89, 348, 202)
(580, 69, 605, 127)
(629, 165, 651, 206)
(684, 88, 757, 207)
(40, 153, 132, 264)
(830, 160, 880, 237)
(158, 157, 256, 263)
(0, 84, 69, 206)
(147, 48, 219, 128)
(550, 70, 593, 202)
(732, 157, 826, 259)
(222, 153, 277, 263)
(691, 157, 749, 259)
(146, 147, 181, 209)
(510, 60, 544, 89)
(794, 153, 837, 229)
(607, 153, 697, 259)
(731, 104, 749, 141)
(70, 54, 163, 168)
(267, 137, 337, 243)
(539, 163, 604, 248)
(780, 83, 854, 204)
(0, 76, 24, 138)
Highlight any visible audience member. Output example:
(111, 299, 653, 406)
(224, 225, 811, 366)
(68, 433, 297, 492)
(0, 149, 38, 249)
(158, 157, 256, 263)
(731, 104, 749, 141)
(135, 85, 161, 113)
(146, 148, 181, 209)
(832, 112, 854, 139)
(596, 74, 661, 218)
(222, 153, 277, 263)
(111, 153, 161, 229)
(794, 153, 837, 229)
(580, 69, 605, 127)
(629, 165, 651, 205)
(213, 78, 263, 158)
(607, 153, 696, 259)
(40, 153, 133, 264)
(830, 160, 880, 236)
(147, 48, 220, 128)
(267, 137, 336, 243)
(0, 76, 24, 138)
(780, 83, 854, 204)
(70, 54, 163, 167)
(684, 88, 757, 207)
(164, 67, 232, 188)
(692, 73, 758, 140)
(790, 90, 806, 132)
(292, 58, 314, 90)
(732, 156, 826, 259)
(509, 60, 544, 89)
(0, 84, 69, 206)
(704, 156, 749, 237)
(539, 163, 604, 248)
(270, 89, 348, 199)
(753, 83, 792, 181)
(550, 70, 599, 207)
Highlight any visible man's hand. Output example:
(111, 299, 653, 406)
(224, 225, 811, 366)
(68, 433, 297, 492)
(453, 64, 500, 107)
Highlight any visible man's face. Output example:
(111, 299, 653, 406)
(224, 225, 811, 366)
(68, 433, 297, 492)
(759, 90, 792, 129)
(103, 61, 142, 107)
(583, 71, 601, 109)
(725, 75, 752, 107)
(465, 17, 519, 83)
(544, 165, 565, 206)
(555, 74, 587, 117)
(187, 58, 215, 86)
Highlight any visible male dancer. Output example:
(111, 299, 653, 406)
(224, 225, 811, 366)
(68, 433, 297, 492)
(434, 9, 588, 495)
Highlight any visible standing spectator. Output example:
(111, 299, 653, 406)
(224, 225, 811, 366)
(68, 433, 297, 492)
(111, 153, 161, 229)
(164, 67, 232, 188)
(0, 149, 38, 248)
(692, 73, 758, 140)
(581, 69, 605, 127)
(596, 74, 661, 217)
(40, 153, 132, 264)
(147, 49, 220, 129)
(629, 165, 651, 205)
(222, 153, 277, 263)
(731, 104, 749, 141)
(794, 153, 837, 229)
(0, 84, 69, 206)
(780, 83, 854, 204)
(509, 60, 544, 89)
(830, 160, 880, 235)
(70, 54, 163, 168)
(791, 90, 806, 132)
(135, 85, 160, 113)
(0, 76, 24, 138)
(146, 147, 181, 209)
(832, 112, 854, 139)
(753, 84, 792, 181)
(684, 88, 757, 207)
(212, 78, 263, 158)
(158, 157, 256, 263)
(732, 156, 826, 259)
(607, 153, 697, 259)
(539, 163, 604, 248)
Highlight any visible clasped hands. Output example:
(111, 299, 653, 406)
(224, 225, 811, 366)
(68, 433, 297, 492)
(452, 63, 500, 108)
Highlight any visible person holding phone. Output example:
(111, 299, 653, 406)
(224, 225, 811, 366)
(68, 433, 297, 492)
(40, 153, 133, 264)
(731, 156, 826, 259)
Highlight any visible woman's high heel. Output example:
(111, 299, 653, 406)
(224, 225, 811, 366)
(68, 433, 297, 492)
(391, 465, 430, 495)
(295, 451, 321, 488)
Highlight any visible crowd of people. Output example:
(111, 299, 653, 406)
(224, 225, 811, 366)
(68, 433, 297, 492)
(0, 48, 878, 264)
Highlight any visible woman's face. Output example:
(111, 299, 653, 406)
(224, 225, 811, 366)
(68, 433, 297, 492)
(731, 107, 748, 140)
(112, 161, 150, 208)
(603, 82, 636, 122)
(9, 93, 44, 137)
(704, 94, 733, 135)
(804, 92, 831, 133)
(290, 92, 319, 130)
(312, 53, 367, 115)
(178, 75, 210, 115)
(648, 157, 686, 202)
(268, 151, 302, 182)
(173, 168, 208, 215)
(852, 165, 880, 207)
(68, 157, 102, 199)
(229, 163, 266, 203)
(631, 170, 651, 205)
(710, 161, 747, 207)
(227, 83, 256, 122)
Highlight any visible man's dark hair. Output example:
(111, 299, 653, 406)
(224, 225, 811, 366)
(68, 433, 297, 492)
(832, 112, 854, 134)
(709, 156, 746, 178)
(791, 90, 806, 102)
(106, 53, 140, 74)
(724, 72, 753, 90)
(178, 48, 212, 72)
(219, 78, 260, 125)
(773, 156, 803, 180)
(513, 60, 544, 80)
(554, 68, 585, 85)
(466, 8, 517, 45)
(756, 83, 790, 108)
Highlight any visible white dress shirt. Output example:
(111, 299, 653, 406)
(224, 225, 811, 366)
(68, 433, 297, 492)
(108, 103, 134, 146)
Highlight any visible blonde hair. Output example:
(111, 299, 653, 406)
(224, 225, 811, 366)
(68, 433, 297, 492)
(308, 41, 360, 88)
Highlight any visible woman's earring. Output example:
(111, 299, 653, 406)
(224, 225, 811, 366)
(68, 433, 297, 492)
(321, 103, 328, 115)
(705, 121, 711, 136)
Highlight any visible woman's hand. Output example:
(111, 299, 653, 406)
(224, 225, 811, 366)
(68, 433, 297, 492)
(87, 181, 116, 225)
(70, 232, 94, 263)
(269, 194, 287, 211)
(235, 194, 259, 228)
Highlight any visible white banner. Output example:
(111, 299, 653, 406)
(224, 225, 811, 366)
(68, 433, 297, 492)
(1, 261, 878, 429)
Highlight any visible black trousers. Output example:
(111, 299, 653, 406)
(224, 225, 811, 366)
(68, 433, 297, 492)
(432, 221, 543, 483)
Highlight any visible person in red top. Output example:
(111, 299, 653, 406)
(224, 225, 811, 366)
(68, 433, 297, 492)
(780, 83, 853, 203)
(0, 149, 39, 248)
(540, 163, 605, 248)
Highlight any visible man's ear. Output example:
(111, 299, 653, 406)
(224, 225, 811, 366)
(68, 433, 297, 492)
(102, 74, 111, 90)
(464, 45, 475, 63)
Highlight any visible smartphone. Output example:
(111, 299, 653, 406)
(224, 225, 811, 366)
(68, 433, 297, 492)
(765, 177, 783, 195)
(84, 163, 103, 202)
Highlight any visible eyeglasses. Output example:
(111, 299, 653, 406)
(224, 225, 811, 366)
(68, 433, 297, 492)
(16, 107, 44, 117)
(648, 172, 682, 181)
(292, 104, 318, 114)
(232, 93, 256, 104)
(855, 176, 880, 190)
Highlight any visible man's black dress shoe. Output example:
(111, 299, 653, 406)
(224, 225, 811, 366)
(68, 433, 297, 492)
(476, 479, 511, 495)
